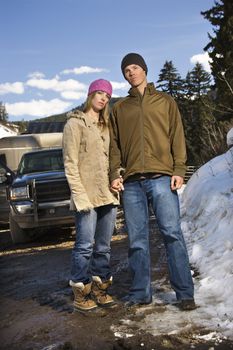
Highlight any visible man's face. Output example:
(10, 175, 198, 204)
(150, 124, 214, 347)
(123, 64, 147, 87)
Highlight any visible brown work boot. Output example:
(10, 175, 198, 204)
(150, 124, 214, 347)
(91, 276, 115, 307)
(179, 299, 197, 311)
(69, 280, 98, 312)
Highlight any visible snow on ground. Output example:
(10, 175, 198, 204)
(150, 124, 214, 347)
(113, 128, 233, 341)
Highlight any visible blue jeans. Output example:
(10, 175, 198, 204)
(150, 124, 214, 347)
(122, 176, 194, 303)
(71, 205, 117, 284)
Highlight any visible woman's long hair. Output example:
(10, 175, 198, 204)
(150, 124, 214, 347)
(83, 92, 110, 129)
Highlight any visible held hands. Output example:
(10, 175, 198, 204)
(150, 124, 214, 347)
(111, 175, 183, 191)
(110, 176, 124, 193)
(171, 175, 184, 191)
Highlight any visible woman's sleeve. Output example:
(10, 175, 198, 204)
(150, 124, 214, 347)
(63, 121, 93, 211)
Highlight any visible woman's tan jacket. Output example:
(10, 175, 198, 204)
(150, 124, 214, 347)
(62, 110, 119, 212)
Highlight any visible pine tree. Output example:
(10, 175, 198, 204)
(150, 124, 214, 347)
(156, 60, 184, 99)
(179, 64, 212, 164)
(201, 0, 233, 119)
(189, 62, 212, 98)
(183, 72, 194, 100)
(0, 102, 8, 122)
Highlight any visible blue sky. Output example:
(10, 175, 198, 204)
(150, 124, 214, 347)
(1, 0, 214, 121)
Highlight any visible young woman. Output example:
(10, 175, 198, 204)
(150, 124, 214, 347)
(63, 79, 119, 312)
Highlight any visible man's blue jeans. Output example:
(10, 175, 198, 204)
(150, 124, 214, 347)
(122, 176, 194, 303)
(70, 205, 117, 284)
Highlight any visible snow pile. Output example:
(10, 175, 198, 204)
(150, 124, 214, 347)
(227, 127, 233, 147)
(180, 136, 233, 339)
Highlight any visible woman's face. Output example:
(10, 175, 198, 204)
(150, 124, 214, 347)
(91, 91, 110, 112)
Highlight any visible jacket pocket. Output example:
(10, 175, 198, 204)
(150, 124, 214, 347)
(80, 140, 87, 152)
(79, 140, 88, 161)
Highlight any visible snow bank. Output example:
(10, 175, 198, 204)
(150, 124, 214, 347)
(180, 132, 233, 339)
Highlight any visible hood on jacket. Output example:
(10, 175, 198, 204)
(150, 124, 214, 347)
(66, 109, 86, 122)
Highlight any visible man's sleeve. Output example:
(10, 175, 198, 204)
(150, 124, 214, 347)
(109, 108, 123, 182)
(169, 99, 187, 177)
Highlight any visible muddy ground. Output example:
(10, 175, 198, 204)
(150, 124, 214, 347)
(0, 210, 232, 350)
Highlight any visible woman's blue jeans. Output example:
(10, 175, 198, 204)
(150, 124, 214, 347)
(70, 205, 117, 284)
(122, 176, 194, 303)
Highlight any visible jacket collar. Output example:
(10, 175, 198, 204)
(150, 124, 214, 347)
(128, 82, 157, 97)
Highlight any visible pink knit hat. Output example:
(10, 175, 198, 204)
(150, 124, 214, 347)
(88, 79, 112, 97)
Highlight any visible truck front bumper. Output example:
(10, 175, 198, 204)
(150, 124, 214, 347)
(10, 200, 74, 229)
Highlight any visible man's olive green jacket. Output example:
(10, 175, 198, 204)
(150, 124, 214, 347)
(109, 83, 187, 181)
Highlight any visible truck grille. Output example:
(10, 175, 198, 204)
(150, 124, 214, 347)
(34, 178, 70, 203)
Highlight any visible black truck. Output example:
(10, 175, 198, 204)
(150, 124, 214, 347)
(0, 148, 74, 243)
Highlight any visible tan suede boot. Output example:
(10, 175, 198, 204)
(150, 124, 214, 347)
(69, 281, 98, 311)
(91, 276, 115, 307)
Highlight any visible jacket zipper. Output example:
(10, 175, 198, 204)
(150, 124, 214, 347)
(139, 94, 145, 171)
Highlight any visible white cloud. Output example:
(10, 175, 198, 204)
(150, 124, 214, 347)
(61, 66, 108, 75)
(111, 81, 129, 90)
(27, 71, 45, 79)
(61, 91, 87, 100)
(26, 77, 87, 93)
(190, 52, 212, 72)
(5, 99, 72, 117)
(0, 82, 24, 95)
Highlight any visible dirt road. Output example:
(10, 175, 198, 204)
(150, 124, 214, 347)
(0, 212, 232, 350)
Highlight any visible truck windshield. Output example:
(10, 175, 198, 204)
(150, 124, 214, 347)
(18, 149, 64, 175)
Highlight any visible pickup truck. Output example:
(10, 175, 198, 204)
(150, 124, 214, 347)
(0, 148, 74, 243)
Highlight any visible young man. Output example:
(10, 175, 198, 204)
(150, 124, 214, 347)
(110, 53, 196, 311)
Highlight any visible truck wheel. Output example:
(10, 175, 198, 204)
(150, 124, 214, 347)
(9, 213, 31, 244)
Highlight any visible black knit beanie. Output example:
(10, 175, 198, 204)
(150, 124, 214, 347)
(121, 53, 148, 76)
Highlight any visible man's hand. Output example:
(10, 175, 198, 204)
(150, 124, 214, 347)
(110, 177, 124, 193)
(171, 175, 184, 191)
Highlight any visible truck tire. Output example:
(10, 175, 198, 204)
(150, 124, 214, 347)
(9, 213, 31, 244)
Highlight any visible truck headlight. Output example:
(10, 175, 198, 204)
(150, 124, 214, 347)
(10, 186, 29, 200)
